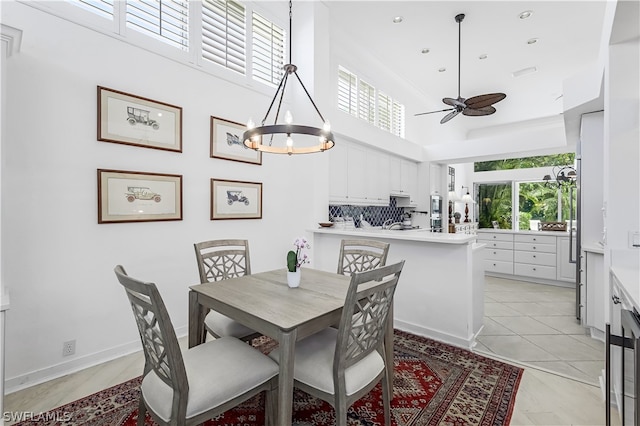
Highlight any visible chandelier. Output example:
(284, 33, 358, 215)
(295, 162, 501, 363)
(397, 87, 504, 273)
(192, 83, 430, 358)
(242, 1, 334, 155)
(542, 165, 577, 187)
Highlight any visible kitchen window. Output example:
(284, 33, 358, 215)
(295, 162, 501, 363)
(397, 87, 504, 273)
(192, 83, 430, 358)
(476, 180, 576, 230)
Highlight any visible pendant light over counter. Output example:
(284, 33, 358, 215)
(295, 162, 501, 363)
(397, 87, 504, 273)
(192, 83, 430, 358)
(242, 0, 334, 155)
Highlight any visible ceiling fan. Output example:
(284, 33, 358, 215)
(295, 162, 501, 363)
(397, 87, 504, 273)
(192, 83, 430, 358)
(415, 13, 506, 124)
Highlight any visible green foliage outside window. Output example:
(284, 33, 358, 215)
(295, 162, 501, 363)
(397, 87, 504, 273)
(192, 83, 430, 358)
(475, 153, 575, 172)
(478, 184, 513, 229)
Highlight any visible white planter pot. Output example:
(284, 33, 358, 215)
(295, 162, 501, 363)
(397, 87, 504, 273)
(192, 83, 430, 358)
(287, 270, 301, 288)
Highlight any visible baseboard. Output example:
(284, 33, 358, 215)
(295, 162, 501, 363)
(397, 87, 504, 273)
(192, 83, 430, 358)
(6, 326, 187, 394)
(394, 319, 474, 350)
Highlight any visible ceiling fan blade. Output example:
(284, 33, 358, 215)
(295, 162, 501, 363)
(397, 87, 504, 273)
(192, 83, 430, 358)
(462, 106, 496, 116)
(414, 108, 455, 117)
(440, 109, 461, 124)
(443, 97, 466, 108)
(465, 93, 506, 109)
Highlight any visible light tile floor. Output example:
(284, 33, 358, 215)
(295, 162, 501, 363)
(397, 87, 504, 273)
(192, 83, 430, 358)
(475, 275, 605, 386)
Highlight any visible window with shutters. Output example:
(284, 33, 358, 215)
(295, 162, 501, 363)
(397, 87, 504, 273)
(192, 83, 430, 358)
(125, 0, 189, 51)
(338, 67, 357, 116)
(74, 0, 114, 20)
(358, 79, 375, 124)
(202, 0, 246, 75)
(252, 11, 285, 86)
(338, 66, 405, 138)
(378, 92, 392, 132)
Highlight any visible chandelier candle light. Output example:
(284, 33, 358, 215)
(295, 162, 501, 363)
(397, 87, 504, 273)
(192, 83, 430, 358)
(243, 1, 335, 155)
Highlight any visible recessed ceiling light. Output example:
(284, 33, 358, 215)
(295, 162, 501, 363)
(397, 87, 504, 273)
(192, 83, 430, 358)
(438, 67, 446, 72)
(421, 48, 430, 54)
(527, 38, 539, 45)
(519, 10, 533, 19)
(479, 54, 488, 60)
(392, 16, 403, 23)
(512, 66, 538, 77)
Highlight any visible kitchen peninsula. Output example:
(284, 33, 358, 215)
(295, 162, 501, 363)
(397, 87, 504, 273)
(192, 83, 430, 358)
(310, 228, 484, 349)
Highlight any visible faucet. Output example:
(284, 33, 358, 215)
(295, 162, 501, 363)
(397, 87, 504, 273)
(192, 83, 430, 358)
(382, 219, 402, 230)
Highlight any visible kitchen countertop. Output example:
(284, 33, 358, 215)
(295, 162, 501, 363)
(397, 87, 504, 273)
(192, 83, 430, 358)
(477, 229, 574, 237)
(611, 250, 640, 310)
(311, 227, 477, 244)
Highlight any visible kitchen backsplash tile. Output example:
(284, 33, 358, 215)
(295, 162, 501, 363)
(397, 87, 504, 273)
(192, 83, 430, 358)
(329, 199, 405, 227)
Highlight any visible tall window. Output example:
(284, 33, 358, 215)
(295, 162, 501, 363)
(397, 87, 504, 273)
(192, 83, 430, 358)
(251, 11, 285, 86)
(478, 183, 513, 229)
(202, 0, 246, 75)
(126, 0, 189, 50)
(358, 80, 375, 124)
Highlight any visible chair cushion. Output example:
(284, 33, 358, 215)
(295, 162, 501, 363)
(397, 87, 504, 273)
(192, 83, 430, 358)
(205, 310, 256, 339)
(141, 336, 278, 422)
(268, 328, 384, 396)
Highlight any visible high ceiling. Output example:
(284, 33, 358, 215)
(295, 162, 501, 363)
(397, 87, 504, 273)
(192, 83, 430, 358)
(326, 1, 608, 144)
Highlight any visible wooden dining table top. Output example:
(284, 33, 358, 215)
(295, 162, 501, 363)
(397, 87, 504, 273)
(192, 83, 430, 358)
(189, 268, 352, 332)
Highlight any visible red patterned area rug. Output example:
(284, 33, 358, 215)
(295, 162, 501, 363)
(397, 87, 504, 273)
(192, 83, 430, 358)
(14, 330, 522, 426)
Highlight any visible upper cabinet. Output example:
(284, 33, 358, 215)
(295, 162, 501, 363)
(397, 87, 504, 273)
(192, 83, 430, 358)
(390, 158, 418, 205)
(329, 141, 418, 206)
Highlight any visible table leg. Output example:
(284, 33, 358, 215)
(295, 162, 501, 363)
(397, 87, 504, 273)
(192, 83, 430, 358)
(277, 329, 297, 426)
(188, 290, 206, 348)
(385, 303, 394, 396)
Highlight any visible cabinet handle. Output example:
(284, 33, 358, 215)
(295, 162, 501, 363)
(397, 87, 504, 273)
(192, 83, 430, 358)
(533, 267, 537, 271)
(533, 246, 536, 250)
(533, 255, 536, 258)
(612, 295, 621, 304)
(493, 236, 497, 239)
(493, 251, 497, 254)
(533, 238, 537, 241)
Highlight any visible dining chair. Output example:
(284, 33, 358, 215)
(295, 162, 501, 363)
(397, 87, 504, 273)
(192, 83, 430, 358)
(337, 239, 390, 275)
(194, 239, 261, 342)
(114, 265, 278, 426)
(269, 260, 405, 426)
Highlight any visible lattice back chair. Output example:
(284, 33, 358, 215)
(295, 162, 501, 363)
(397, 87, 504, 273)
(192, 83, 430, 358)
(194, 239, 261, 342)
(337, 239, 390, 276)
(269, 261, 404, 426)
(115, 265, 278, 426)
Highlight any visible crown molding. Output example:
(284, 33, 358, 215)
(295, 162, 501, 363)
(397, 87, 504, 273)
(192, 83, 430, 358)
(1, 24, 23, 58)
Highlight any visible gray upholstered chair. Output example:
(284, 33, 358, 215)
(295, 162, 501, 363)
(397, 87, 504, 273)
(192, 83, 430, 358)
(194, 239, 260, 342)
(337, 239, 390, 275)
(114, 265, 278, 426)
(269, 261, 404, 426)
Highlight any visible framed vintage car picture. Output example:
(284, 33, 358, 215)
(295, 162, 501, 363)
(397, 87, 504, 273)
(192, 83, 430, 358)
(210, 178, 262, 220)
(210, 116, 262, 165)
(98, 169, 183, 223)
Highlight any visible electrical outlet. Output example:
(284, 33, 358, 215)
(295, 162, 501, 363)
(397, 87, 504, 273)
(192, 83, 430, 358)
(62, 340, 76, 357)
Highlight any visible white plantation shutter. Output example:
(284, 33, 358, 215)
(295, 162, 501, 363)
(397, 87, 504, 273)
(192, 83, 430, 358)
(126, 0, 189, 50)
(202, 0, 246, 74)
(358, 79, 375, 124)
(338, 67, 357, 116)
(74, 0, 114, 19)
(378, 92, 392, 132)
(392, 100, 405, 138)
(252, 12, 285, 86)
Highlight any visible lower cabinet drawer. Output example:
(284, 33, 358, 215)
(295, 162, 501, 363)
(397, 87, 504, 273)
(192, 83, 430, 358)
(484, 260, 514, 274)
(514, 251, 556, 266)
(482, 240, 513, 250)
(514, 263, 557, 280)
(514, 242, 556, 253)
(485, 248, 513, 262)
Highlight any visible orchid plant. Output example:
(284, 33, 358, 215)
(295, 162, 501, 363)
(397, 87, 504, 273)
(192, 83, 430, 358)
(287, 237, 310, 272)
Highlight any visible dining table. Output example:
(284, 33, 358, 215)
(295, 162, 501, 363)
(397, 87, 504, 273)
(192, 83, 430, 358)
(188, 267, 394, 426)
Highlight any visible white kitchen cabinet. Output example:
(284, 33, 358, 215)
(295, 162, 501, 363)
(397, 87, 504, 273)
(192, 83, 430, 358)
(390, 157, 418, 204)
(365, 149, 390, 205)
(514, 234, 557, 280)
(556, 235, 577, 282)
(478, 232, 514, 275)
(329, 142, 390, 205)
(583, 249, 604, 332)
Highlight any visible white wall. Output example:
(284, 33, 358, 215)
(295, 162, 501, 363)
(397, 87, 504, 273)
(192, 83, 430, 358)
(0, 1, 332, 391)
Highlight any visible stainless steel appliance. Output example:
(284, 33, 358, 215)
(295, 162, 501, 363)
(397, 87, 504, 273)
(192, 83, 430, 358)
(430, 194, 442, 232)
